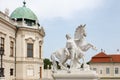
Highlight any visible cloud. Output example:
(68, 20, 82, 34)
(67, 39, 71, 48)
(0, 0, 105, 19)
(30, 0, 105, 19)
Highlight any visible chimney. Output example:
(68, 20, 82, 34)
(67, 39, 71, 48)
(117, 49, 119, 53)
(101, 49, 103, 52)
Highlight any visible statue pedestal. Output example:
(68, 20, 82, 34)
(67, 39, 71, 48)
(52, 69, 99, 80)
(0, 77, 5, 80)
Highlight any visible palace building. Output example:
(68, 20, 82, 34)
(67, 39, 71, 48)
(0, 1, 45, 80)
(90, 51, 120, 80)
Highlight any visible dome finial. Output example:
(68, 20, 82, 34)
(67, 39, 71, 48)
(23, 0, 26, 7)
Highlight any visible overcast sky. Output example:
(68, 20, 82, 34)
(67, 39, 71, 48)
(1, 0, 120, 61)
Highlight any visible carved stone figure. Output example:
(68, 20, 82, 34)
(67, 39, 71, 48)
(74, 24, 97, 66)
(51, 24, 97, 73)
(65, 34, 83, 69)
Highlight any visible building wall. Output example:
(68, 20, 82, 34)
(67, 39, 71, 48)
(90, 63, 120, 79)
(43, 69, 53, 80)
(0, 12, 44, 80)
(16, 28, 44, 80)
(0, 13, 16, 80)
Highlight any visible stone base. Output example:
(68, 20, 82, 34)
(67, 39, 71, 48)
(52, 69, 99, 80)
(0, 77, 5, 80)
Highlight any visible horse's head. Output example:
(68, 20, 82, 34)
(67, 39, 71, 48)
(74, 24, 87, 40)
(79, 24, 87, 37)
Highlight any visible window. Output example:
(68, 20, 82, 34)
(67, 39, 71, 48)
(93, 68, 97, 71)
(100, 70, 102, 74)
(39, 46, 41, 59)
(0, 37, 4, 51)
(27, 43, 33, 57)
(115, 67, 119, 74)
(27, 68, 34, 76)
(106, 67, 110, 74)
(10, 68, 13, 76)
(26, 21, 32, 26)
(25, 20, 35, 26)
(0, 68, 4, 77)
(10, 41, 14, 57)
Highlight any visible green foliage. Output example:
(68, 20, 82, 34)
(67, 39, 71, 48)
(43, 58, 61, 69)
(43, 58, 52, 69)
(43, 58, 90, 69)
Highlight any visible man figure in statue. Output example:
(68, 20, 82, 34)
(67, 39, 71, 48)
(65, 34, 81, 69)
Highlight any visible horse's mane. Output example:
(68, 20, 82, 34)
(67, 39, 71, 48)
(74, 24, 86, 40)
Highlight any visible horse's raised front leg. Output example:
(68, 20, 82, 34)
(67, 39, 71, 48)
(88, 43, 97, 51)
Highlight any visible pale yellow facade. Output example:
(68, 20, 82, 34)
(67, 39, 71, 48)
(90, 62, 120, 79)
(0, 6, 45, 80)
(43, 69, 53, 80)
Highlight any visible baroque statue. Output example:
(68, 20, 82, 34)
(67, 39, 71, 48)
(51, 24, 97, 73)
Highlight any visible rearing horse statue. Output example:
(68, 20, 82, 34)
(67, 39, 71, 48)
(51, 24, 97, 72)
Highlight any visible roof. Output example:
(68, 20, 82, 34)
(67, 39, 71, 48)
(93, 52, 108, 57)
(90, 52, 120, 63)
(10, 4, 38, 21)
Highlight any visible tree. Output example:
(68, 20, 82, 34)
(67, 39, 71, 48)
(43, 58, 52, 69)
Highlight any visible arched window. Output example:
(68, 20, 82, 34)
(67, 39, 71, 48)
(27, 43, 33, 57)
(25, 37, 35, 58)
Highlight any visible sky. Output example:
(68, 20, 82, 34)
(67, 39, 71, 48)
(0, 0, 120, 61)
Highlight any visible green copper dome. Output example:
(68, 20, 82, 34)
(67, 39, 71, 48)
(10, 6, 38, 21)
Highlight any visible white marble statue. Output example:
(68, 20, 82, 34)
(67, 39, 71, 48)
(73, 24, 97, 67)
(65, 34, 83, 69)
(51, 24, 97, 73)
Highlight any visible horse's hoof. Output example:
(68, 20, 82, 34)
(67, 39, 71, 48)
(52, 70, 57, 73)
(67, 70, 71, 73)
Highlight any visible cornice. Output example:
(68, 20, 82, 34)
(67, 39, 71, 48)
(18, 27, 45, 37)
(0, 16, 16, 30)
